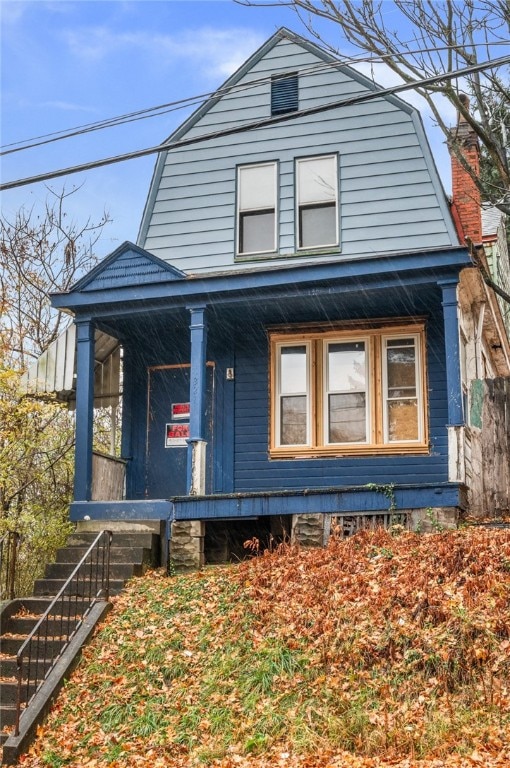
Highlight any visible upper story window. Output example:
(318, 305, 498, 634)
(237, 162, 277, 255)
(296, 155, 338, 249)
(271, 73, 298, 116)
(270, 322, 428, 457)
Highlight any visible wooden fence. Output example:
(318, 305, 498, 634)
(467, 377, 510, 516)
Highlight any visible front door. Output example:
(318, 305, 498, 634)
(146, 364, 214, 498)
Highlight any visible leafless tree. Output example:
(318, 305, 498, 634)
(0, 186, 110, 369)
(238, 0, 510, 214)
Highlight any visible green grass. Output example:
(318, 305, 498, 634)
(24, 528, 510, 767)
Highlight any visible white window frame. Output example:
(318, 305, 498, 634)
(296, 154, 339, 250)
(381, 333, 424, 444)
(237, 162, 278, 256)
(323, 337, 370, 446)
(274, 340, 312, 448)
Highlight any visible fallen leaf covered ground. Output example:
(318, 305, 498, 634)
(18, 526, 510, 767)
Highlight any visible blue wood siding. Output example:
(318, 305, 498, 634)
(231, 295, 449, 492)
(116, 274, 454, 501)
(139, 36, 457, 273)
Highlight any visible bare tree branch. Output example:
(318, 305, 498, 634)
(238, 0, 510, 213)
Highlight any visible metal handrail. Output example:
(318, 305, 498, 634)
(0, 530, 20, 601)
(14, 529, 112, 736)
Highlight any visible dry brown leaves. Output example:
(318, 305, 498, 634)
(16, 526, 510, 768)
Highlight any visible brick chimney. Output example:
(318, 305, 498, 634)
(450, 94, 482, 244)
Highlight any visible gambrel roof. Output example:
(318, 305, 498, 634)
(137, 27, 458, 272)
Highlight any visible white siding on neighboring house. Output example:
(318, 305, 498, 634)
(139, 33, 457, 274)
(483, 205, 510, 341)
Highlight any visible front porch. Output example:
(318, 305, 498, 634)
(69, 482, 466, 568)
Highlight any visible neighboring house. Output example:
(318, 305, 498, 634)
(34, 28, 509, 566)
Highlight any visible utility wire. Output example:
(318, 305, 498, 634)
(2, 38, 508, 156)
(2, 53, 509, 192)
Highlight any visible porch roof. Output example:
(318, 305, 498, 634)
(20, 324, 121, 405)
(51, 242, 473, 319)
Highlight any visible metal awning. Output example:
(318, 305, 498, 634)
(20, 324, 121, 407)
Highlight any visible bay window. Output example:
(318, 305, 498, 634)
(270, 323, 428, 456)
(296, 155, 338, 249)
(237, 162, 277, 255)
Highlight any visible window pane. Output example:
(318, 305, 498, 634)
(239, 164, 276, 209)
(387, 342, 416, 391)
(281, 395, 307, 444)
(300, 204, 337, 248)
(329, 393, 366, 443)
(388, 400, 418, 441)
(240, 211, 275, 253)
(328, 342, 365, 392)
(298, 156, 336, 204)
(280, 346, 307, 393)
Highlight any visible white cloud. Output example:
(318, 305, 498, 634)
(42, 100, 98, 113)
(152, 28, 266, 79)
(60, 24, 265, 82)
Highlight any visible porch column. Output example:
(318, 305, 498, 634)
(74, 319, 95, 501)
(187, 304, 208, 495)
(439, 279, 464, 426)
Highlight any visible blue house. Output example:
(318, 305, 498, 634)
(46, 29, 510, 567)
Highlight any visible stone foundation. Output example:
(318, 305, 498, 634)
(170, 520, 205, 570)
(291, 507, 460, 548)
(408, 506, 460, 532)
(291, 513, 330, 547)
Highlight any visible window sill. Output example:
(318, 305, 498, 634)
(234, 247, 341, 263)
(269, 443, 430, 459)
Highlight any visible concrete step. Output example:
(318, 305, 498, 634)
(2, 613, 81, 636)
(1, 598, 53, 620)
(67, 532, 160, 565)
(33, 578, 125, 597)
(44, 561, 142, 581)
(0, 655, 53, 678)
(0, 678, 37, 706)
(55, 546, 152, 565)
(0, 704, 18, 727)
(1, 634, 68, 656)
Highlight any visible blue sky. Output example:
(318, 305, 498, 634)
(0, 0, 469, 258)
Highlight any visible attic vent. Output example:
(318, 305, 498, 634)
(271, 73, 298, 116)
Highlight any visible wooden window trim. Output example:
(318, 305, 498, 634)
(269, 322, 429, 458)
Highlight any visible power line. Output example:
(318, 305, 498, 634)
(2, 38, 508, 156)
(2, 54, 509, 192)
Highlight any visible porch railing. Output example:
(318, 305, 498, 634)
(14, 529, 112, 736)
(92, 451, 126, 501)
(0, 530, 20, 602)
